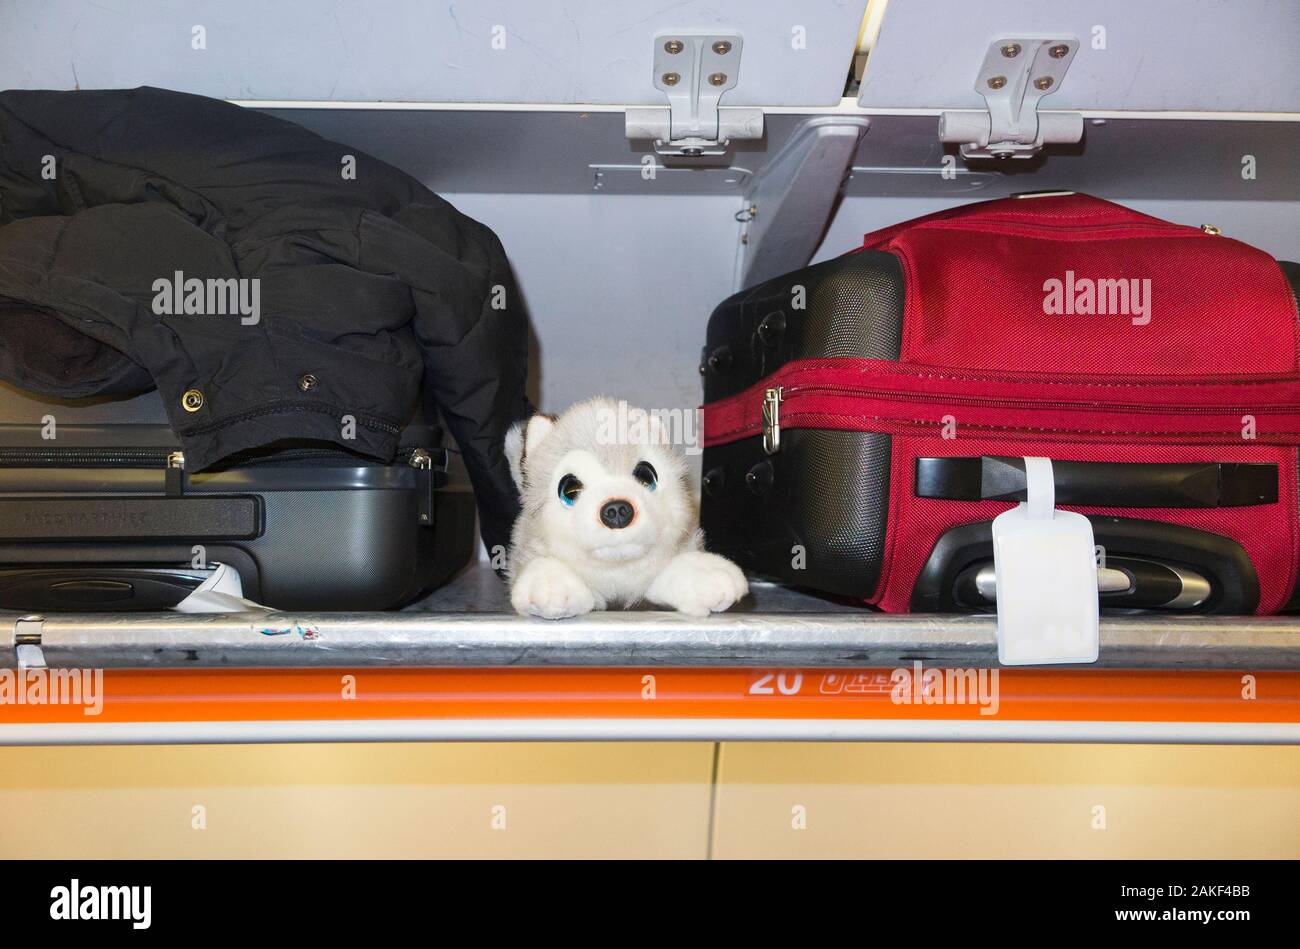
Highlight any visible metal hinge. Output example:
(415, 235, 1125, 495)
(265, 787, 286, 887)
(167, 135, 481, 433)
(762, 386, 784, 455)
(625, 32, 763, 158)
(939, 37, 1083, 160)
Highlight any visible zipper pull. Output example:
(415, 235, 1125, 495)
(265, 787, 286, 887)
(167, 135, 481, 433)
(762, 386, 784, 455)
(165, 451, 185, 498)
(408, 448, 435, 526)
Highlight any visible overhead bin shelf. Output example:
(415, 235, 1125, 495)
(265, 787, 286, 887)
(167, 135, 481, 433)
(2, 666, 1297, 746)
(5, 565, 1300, 670)
(4, 574, 1300, 746)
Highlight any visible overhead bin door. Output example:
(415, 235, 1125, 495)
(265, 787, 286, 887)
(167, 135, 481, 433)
(859, 0, 1300, 113)
(0, 0, 868, 106)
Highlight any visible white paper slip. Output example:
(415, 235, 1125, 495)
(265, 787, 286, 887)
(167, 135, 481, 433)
(173, 562, 270, 613)
(993, 456, 1100, 666)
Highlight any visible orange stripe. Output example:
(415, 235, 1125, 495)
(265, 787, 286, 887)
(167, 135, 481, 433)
(1, 668, 1296, 726)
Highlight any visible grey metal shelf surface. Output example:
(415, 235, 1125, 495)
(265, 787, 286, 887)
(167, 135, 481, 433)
(5, 564, 1300, 670)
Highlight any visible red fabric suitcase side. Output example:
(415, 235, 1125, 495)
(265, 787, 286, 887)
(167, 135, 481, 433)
(703, 194, 1300, 613)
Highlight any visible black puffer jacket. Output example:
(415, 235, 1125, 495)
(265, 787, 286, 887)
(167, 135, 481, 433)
(0, 86, 530, 551)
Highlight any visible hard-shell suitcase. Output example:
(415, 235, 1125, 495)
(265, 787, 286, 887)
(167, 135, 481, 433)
(0, 383, 476, 611)
(700, 193, 1300, 614)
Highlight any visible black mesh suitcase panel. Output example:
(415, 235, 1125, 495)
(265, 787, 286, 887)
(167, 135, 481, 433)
(700, 251, 905, 599)
(702, 429, 891, 599)
(701, 251, 904, 401)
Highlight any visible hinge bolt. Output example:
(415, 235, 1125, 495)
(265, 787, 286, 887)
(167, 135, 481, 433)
(1000, 43, 1021, 58)
(664, 39, 683, 54)
(708, 72, 728, 86)
(987, 75, 1007, 90)
(712, 40, 732, 55)
(1048, 43, 1070, 58)
(661, 72, 680, 86)
(1033, 76, 1054, 90)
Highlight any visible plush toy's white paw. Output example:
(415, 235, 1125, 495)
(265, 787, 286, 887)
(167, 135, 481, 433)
(510, 558, 597, 619)
(646, 551, 749, 617)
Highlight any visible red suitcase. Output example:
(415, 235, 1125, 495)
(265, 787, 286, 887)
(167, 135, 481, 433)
(701, 193, 1300, 614)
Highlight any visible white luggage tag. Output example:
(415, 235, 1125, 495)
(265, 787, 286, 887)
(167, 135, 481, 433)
(993, 457, 1099, 665)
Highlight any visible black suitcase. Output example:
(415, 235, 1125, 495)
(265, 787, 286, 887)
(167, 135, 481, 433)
(699, 250, 904, 602)
(0, 382, 476, 611)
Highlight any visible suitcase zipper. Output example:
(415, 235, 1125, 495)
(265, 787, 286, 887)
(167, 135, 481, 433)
(863, 208, 1206, 252)
(892, 217, 1205, 243)
(0, 448, 174, 467)
(930, 220, 1198, 238)
(714, 361, 1300, 450)
(761, 386, 783, 455)
(760, 384, 1300, 446)
(780, 381, 1300, 416)
(0, 445, 440, 468)
(0, 446, 445, 527)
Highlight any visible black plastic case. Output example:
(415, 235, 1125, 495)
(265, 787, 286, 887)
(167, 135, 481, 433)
(0, 384, 476, 611)
(699, 251, 904, 600)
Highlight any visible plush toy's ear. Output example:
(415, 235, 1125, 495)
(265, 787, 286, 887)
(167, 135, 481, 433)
(504, 414, 556, 489)
(504, 421, 527, 490)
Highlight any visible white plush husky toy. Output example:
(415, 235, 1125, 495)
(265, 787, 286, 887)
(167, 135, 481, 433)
(504, 397, 748, 619)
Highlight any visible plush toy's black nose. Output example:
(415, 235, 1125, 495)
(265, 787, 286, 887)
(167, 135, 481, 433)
(600, 498, 635, 529)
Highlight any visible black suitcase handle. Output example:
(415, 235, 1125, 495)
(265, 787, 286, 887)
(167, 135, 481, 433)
(915, 456, 1277, 508)
(912, 517, 1259, 614)
(0, 565, 212, 611)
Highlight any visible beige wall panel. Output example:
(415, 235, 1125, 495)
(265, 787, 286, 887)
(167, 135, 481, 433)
(0, 743, 715, 859)
(713, 743, 1300, 859)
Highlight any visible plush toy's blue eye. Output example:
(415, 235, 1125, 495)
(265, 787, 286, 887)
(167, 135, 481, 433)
(633, 462, 658, 491)
(558, 474, 583, 506)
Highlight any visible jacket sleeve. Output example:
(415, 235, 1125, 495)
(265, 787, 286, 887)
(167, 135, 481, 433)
(363, 202, 534, 555)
